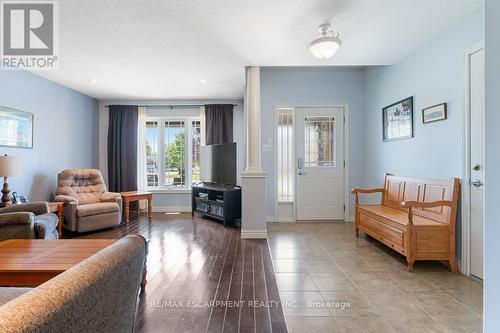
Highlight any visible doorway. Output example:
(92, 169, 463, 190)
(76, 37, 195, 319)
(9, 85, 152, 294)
(463, 45, 485, 279)
(295, 107, 345, 221)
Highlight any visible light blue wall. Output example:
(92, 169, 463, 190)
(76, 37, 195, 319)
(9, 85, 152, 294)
(363, 8, 484, 260)
(484, 0, 499, 331)
(0, 70, 99, 201)
(260, 67, 366, 218)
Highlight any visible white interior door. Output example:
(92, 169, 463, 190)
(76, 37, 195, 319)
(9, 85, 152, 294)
(470, 48, 485, 279)
(296, 107, 344, 220)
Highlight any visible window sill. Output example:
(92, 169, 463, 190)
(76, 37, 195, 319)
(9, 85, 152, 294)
(147, 189, 192, 194)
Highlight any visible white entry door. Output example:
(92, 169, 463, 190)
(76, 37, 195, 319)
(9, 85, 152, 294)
(469, 48, 485, 279)
(296, 107, 344, 220)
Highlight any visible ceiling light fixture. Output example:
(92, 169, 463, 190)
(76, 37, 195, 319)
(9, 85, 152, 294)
(199, 79, 207, 83)
(88, 78, 97, 83)
(308, 23, 342, 60)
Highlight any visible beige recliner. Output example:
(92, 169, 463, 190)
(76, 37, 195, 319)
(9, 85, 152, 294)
(54, 169, 122, 233)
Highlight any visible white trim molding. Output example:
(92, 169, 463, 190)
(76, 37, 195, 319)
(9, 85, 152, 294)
(272, 103, 350, 223)
(266, 216, 295, 223)
(152, 206, 191, 213)
(240, 171, 267, 178)
(461, 41, 485, 276)
(241, 229, 268, 239)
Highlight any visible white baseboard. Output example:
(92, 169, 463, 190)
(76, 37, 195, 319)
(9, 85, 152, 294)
(241, 229, 267, 239)
(267, 216, 356, 223)
(152, 206, 191, 213)
(457, 260, 464, 274)
(267, 216, 295, 223)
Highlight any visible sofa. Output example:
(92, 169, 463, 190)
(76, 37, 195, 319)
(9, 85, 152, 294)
(54, 169, 122, 233)
(0, 202, 59, 240)
(0, 234, 147, 332)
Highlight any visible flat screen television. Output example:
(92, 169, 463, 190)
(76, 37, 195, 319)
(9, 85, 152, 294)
(200, 142, 237, 185)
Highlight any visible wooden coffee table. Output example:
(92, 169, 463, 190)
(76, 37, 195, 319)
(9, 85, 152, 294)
(120, 191, 153, 224)
(0, 239, 146, 290)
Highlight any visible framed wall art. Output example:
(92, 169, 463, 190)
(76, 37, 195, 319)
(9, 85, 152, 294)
(422, 103, 447, 123)
(0, 106, 33, 149)
(383, 96, 413, 142)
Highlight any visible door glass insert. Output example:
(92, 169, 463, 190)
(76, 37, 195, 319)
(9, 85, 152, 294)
(277, 108, 293, 202)
(304, 116, 335, 167)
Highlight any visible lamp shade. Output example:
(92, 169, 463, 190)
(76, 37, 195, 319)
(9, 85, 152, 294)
(309, 36, 341, 59)
(0, 155, 22, 177)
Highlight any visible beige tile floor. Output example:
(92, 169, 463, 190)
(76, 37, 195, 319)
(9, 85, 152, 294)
(267, 222, 483, 333)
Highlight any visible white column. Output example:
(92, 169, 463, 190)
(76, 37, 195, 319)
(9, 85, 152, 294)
(245, 66, 263, 172)
(241, 66, 267, 239)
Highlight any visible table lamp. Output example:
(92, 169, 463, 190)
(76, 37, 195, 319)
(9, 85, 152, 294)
(0, 155, 22, 207)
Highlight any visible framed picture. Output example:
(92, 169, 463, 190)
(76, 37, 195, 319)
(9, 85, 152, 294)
(383, 96, 413, 142)
(422, 103, 447, 123)
(0, 106, 33, 149)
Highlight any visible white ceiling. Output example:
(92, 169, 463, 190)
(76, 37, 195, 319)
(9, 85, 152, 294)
(35, 0, 481, 100)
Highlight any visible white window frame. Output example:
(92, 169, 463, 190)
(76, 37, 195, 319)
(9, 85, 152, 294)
(146, 116, 200, 192)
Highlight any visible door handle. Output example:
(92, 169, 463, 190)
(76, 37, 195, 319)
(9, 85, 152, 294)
(470, 179, 484, 187)
(298, 172, 308, 176)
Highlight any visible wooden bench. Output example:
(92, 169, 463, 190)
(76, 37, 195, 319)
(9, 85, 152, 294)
(351, 174, 460, 272)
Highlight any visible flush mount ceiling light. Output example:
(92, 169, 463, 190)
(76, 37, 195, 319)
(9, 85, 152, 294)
(308, 23, 342, 60)
(88, 78, 97, 83)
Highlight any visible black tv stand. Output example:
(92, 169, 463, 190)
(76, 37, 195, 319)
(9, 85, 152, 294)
(191, 182, 241, 227)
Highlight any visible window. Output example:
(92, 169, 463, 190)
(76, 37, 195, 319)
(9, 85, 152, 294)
(191, 120, 201, 184)
(164, 120, 185, 187)
(145, 117, 201, 190)
(277, 108, 293, 202)
(146, 121, 159, 187)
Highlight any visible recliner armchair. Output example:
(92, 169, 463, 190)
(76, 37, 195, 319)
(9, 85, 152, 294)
(0, 202, 59, 240)
(54, 169, 122, 233)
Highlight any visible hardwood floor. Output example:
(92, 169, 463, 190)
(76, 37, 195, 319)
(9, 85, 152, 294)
(67, 214, 483, 333)
(68, 213, 287, 333)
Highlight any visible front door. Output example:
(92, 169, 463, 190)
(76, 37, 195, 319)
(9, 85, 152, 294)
(469, 48, 485, 279)
(296, 107, 344, 220)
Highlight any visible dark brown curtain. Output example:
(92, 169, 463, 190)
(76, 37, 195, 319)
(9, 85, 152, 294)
(205, 104, 234, 144)
(107, 105, 138, 193)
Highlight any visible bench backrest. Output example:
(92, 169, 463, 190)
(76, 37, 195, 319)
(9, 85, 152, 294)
(382, 174, 460, 224)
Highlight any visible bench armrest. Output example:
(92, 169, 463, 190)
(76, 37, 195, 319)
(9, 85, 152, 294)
(402, 200, 454, 209)
(403, 200, 454, 225)
(351, 188, 385, 206)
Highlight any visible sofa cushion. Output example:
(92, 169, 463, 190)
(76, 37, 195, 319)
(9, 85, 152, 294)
(76, 202, 119, 218)
(0, 235, 147, 332)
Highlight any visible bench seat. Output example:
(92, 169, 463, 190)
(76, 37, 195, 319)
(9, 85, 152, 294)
(352, 174, 460, 272)
(358, 205, 444, 227)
